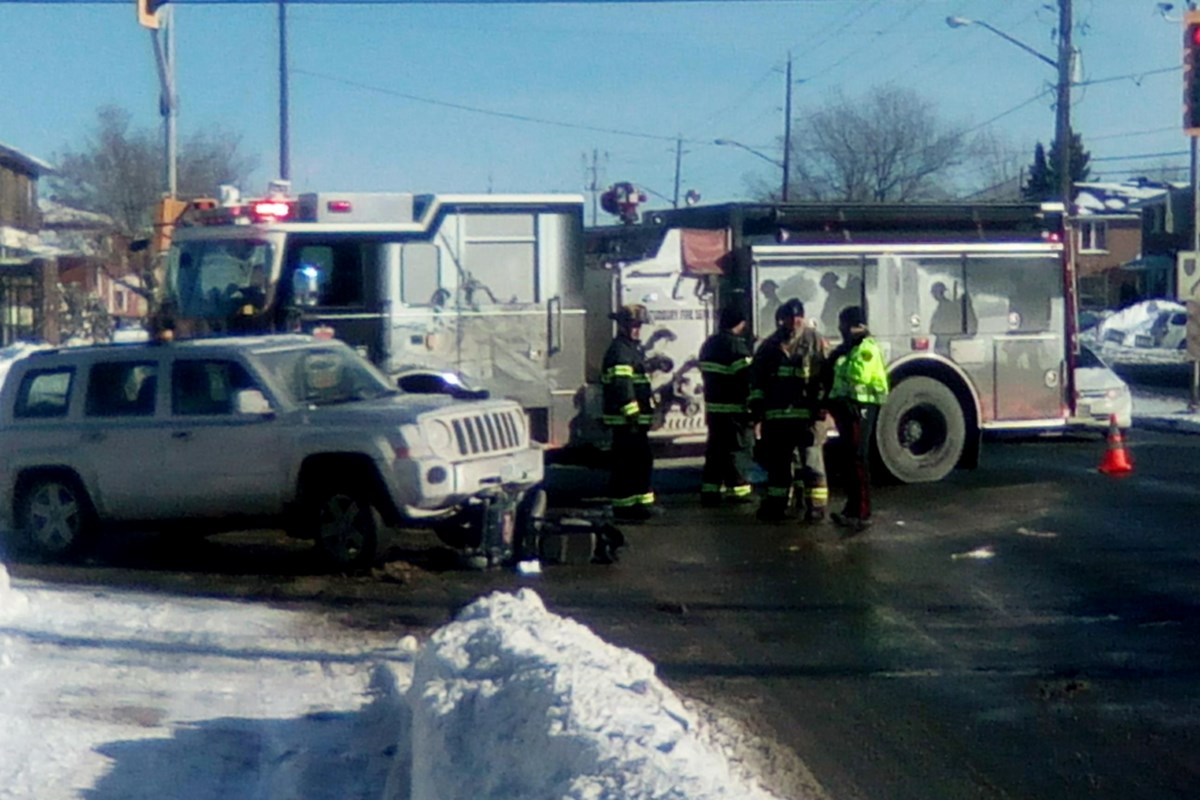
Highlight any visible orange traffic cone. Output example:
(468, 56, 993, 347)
(1098, 414, 1133, 475)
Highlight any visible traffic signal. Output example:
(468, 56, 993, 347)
(1185, 10, 1200, 134)
(137, 0, 165, 29)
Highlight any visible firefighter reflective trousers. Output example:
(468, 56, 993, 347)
(757, 418, 827, 517)
(700, 414, 753, 503)
(609, 425, 655, 510)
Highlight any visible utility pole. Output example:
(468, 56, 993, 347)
(278, 0, 290, 182)
(1055, 0, 1072, 211)
(583, 149, 606, 226)
(149, 4, 177, 198)
(672, 136, 682, 208)
(782, 52, 792, 203)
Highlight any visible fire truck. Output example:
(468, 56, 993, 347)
(156, 185, 588, 447)
(582, 201, 1076, 483)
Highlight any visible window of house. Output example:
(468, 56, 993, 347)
(15, 368, 74, 419)
(114, 289, 126, 312)
(85, 362, 158, 417)
(1078, 220, 1108, 252)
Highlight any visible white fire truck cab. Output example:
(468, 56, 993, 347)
(160, 186, 587, 446)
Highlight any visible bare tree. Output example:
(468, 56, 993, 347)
(962, 131, 1026, 201)
(48, 105, 258, 235)
(783, 85, 975, 203)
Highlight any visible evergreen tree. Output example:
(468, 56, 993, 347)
(1022, 143, 1052, 201)
(1022, 134, 1091, 201)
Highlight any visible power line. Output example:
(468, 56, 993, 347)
(295, 67, 711, 144)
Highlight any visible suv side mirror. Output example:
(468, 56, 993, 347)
(234, 389, 273, 416)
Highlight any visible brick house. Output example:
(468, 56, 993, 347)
(0, 141, 147, 344)
(1073, 180, 1174, 310)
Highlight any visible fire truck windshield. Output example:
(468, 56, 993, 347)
(167, 240, 275, 320)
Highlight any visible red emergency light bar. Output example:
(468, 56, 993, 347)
(326, 200, 353, 213)
(252, 200, 293, 219)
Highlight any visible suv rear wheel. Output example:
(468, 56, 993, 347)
(17, 476, 94, 560)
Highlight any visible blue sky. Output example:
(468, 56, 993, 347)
(0, 0, 1190, 215)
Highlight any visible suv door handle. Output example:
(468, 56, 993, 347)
(171, 431, 193, 441)
(82, 431, 106, 443)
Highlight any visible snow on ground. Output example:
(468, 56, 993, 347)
(0, 567, 794, 800)
(1, 315, 1198, 799)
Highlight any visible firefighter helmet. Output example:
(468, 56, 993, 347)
(611, 304, 652, 326)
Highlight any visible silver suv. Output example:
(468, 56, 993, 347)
(0, 335, 543, 569)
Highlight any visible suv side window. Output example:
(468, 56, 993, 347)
(14, 368, 75, 419)
(171, 360, 257, 416)
(86, 362, 158, 417)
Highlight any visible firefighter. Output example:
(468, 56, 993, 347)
(749, 298, 829, 523)
(602, 304, 658, 522)
(824, 305, 890, 534)
(698, 305, 754, 507)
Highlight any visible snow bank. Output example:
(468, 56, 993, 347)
(406, 588, 782, 800)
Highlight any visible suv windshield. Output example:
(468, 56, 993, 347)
(255, 344, 397, 407)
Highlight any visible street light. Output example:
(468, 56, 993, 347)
(945, 16, 1056, 68)
(946, 10, 1073, 211)
(713, 139, 787, 200)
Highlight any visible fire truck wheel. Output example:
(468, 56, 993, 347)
(876, 377, 965, 484)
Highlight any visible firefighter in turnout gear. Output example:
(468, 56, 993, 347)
(824, 305, 890, 535)
(698, 305, 754, 507)
(749, 299, 829, 523)
(602, 304, 658, 522)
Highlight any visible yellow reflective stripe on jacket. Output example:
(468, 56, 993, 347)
(764, 407, 812, 420)
(706, 402, 748, 414)
(699, 358, 751, 375)
(621, 400, 640, 416)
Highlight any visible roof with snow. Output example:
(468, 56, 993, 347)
(0, 141, 53, 177)
(1074, 179, 1179, 216)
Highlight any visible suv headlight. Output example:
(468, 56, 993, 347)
(425, 419, 456, 457)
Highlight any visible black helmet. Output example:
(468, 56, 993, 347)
(611, 304, 651, 326)
(775, 298, 805, 324)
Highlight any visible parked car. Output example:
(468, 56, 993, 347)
(1102, 308, 1187, 350)
(1074, 344, 1133, 430)
(0, 335, 544, 568)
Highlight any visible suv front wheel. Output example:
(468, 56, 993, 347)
(308, 483, 382, 571)
(17, 476, 94, 560)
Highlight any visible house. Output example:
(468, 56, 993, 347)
(1072, 179, 1175, 310)
(0, 141, 58, 344)
(1129, 182, 1195, 303)
(0, 141, 147, 345)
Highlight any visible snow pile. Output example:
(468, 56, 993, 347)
(0, 566, 410, 799)
(407, 588, 782, 800)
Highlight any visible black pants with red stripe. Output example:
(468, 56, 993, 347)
(831, 402, 880, 521)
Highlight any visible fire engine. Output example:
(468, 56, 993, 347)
(155, 184, 587, 447)
(582, 200, 1077, 483)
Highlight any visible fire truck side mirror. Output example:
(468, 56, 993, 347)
(291, 266, 322, 307)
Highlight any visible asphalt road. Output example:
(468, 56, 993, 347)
(7, 429, 1200, 799)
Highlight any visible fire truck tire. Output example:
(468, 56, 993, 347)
(876, 377, 965, 484)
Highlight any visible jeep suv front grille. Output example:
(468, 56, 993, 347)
(451, 410, 525, 456)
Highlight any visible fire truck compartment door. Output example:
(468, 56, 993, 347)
(993, 334, 1063, 421)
